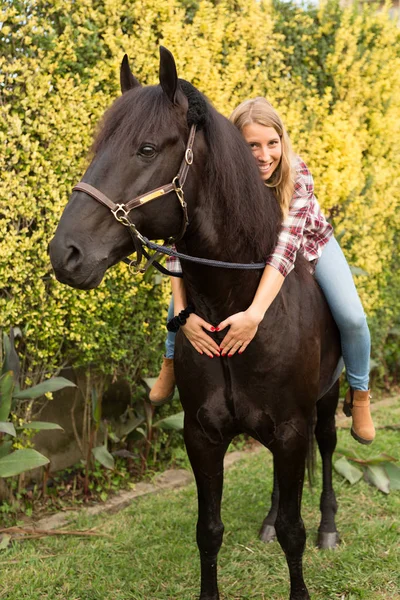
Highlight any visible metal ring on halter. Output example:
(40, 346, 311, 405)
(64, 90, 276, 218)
(172, 176, 182, 192)
(127, 259, 145, 275)
(185, 148, 193, 165)
(112, 204, 131, 226)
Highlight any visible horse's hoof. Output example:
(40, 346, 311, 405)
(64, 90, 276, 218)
(316, 531, 340, 550)
(259, 524, 277, 543)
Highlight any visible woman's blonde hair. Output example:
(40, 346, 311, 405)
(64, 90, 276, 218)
(229, 97, 295, 218)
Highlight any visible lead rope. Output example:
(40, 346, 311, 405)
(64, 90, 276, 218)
(122, 236, 266, 278)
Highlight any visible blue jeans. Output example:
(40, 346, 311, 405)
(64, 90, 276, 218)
(164, 236, 370, 390)
(315, 236, 370, 391)
(165, 297, 176, 359)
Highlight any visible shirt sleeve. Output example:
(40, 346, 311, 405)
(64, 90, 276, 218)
(265, 166, 314, 277)
(166, 248, 182, 274)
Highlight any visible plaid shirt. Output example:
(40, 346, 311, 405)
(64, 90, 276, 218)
(166, 157, 333, 276)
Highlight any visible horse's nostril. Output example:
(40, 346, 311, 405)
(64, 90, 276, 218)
(65, 244, 83, 269)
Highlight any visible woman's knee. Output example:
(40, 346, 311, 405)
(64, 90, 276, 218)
(337, 309, 368, 335)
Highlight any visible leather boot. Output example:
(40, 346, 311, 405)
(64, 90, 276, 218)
(343, 389, 375, 445)
(149, 357, 175, 407)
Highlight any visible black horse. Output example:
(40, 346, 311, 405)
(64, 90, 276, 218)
(50, 47, 343, 600)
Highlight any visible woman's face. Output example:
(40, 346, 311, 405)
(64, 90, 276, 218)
(242, 123, 282, 181)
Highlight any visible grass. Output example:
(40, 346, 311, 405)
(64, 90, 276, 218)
(0, 397, 399, 600)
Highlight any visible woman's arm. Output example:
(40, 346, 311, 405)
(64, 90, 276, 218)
(217, 266, 284, 356)
(218, 164, 313, 355)
(171, 277, 220, 358)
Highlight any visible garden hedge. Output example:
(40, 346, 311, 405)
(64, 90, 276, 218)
(1, 0, 399, 386)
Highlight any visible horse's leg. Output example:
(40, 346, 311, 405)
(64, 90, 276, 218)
(315, 380, 340, 549)
(273, 427, 310, 600)
(259, 455, 279, 543)
(184, 423, 232, 600)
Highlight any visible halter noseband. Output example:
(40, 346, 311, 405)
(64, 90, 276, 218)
(72, 125, 197, 266)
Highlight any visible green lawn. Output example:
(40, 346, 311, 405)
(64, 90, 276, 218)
(0, 398, 399, 600)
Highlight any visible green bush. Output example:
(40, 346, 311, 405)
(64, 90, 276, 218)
(0, 0, 399, 391)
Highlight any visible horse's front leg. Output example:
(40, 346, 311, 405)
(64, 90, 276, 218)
(184, 420, 232, 600)
(273, 426, 310, 600)
(259, 455, 279, 543)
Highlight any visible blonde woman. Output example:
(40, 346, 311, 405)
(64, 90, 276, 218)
(150, 97, 375, 445)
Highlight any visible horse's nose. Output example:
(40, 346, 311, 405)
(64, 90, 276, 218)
(49, 236, 84, 275)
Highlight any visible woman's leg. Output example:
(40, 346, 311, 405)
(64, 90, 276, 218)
(315, 236, 370, 390)
(165, 296, 176, 359)
(150, 296, 176, 406)
(315, 236, 375, 443)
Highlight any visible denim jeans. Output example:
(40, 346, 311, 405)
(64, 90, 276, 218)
(165, 297, 176, 359)
(315, 235, 370, 391)
(164, 236, 370, 390)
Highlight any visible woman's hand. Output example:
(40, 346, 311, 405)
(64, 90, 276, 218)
(217, 308, 263, 356)
(181, 314, 221, 358)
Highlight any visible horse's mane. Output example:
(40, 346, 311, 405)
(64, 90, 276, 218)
(180, 81, 282, 262)
(93, 81, 282, 263)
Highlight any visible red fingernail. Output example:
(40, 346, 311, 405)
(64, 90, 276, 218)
(211, 327, 216, 332)
(221, 353, 226, 357)
(228, 354, 233, 357)
(215, 327, 220, 331)
(238, 351, 243, 354)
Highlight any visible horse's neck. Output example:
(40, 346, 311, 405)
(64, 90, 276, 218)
(178, 208, 263, 321)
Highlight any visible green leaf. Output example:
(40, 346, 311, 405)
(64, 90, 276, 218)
(143, 399, 153, 430)
(335, 446, 358, 459)
(334, 456, 363, 484)
(0, 422, 16, 436)
(18, 421, 64, 431)
(0, 441, 13, 459)
(2, 330, 20, 382)
(0, 449, 49, 477)
(0, 372, 14, 421)
(117, 415, 145, 438)
(0, 534, 11, 550)
(365, 465, 390, 494)
(92, 445, 115, 470)
(108, 431, 120, 443)
(384, 462, 400, 491)
(13, 377, 76, 399)
(154, 412, 184, 431)
(92, 386, 101, 425)
(128, 427, 146, 442)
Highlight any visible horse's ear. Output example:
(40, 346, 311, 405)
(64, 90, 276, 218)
(120, 54, 141, 93)
(159, 46, 179, 104)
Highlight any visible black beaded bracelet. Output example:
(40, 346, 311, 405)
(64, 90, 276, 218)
(167, 305, 195, 332)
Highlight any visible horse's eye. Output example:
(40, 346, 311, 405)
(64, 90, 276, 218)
(138, 145, 156, 158)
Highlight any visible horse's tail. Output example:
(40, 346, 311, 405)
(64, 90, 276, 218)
(306, 408, 317, 488)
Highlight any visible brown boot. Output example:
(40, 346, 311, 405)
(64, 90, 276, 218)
(149, 357, 175, 407)
(343, 389, 375, 445)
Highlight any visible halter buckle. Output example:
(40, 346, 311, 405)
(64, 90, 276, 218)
(185, 148, 193, 165)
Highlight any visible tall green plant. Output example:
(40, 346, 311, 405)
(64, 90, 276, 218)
(0, 331, 75, 478)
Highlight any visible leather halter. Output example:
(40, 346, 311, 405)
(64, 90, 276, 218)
(72, 125, 196, 257)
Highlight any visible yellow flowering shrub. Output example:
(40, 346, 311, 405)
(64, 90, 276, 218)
(0, 0, 399, 384)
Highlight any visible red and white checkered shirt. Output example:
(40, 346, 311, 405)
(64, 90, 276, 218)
(166, 157, 333, 277)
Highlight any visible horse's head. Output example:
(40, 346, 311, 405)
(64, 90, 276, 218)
(49, 47, 205, 289)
